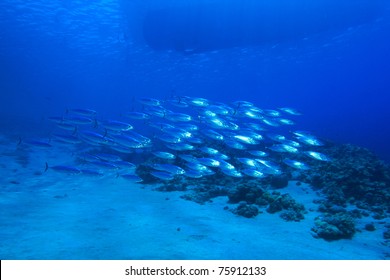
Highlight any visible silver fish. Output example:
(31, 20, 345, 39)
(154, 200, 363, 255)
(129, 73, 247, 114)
(152, 151, 176, 159)
(242, 169, 266, 178)
(151, 171, 174, 180)
(303, 151, 331, 161)
(121, 173, 143, 183)
(283, 159, 310, 170)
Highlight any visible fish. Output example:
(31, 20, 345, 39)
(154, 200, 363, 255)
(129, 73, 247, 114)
(151, 171, 174, 180)
(184, 169, 204, 178)
(283, 159, 310, 170)
(304, 151, 331, 161)
(237, 158, 259, 168)
(67, 108, 97, 116)
(152, 151, 176, 159)
(278, 107, 301, 116)
(185, 162, 211, 173)
(125, 112, 151, 120)
(266, 133, 286, 142)
(248, 150, 268, 157)
(165, 112, 192, 122)
(295, 135, 324, 146)
(94, 153, 122, 162)
(233, 135, 259, 145)
(255, 159, 283, 175)
(220, 168, 243, 178)
(100, 120, 133, 131)
(263, 109, 281, 117)
(52, 134, 81, 145)
(167, 97, 189, 108)
(178, 154, 198, 163)
(241, 169, 266, 178)
(63, 116, 94, 125)
(185, 96, 209, 107)
(196, 157, 220, 167)
(78, 130, 109, 145)
(202, 129, 224, 141)
(277, 118, 295, 125)
(224, 140, 246, 150)
(156, 133, 182, 144)
(199, 147, 219, 155)
(115, 161, 136, 170)
(151, 163, 185, 175)
(112, 134, 145, 148)
(38, 96, 332, 185)
(137, 97, 161, 107)
(121, 173, 143, 183)
(56, 123, 77, 131)
(243, 122, 266, 131)
(268, 144, 299, 153)
(165, 143, 195, 151)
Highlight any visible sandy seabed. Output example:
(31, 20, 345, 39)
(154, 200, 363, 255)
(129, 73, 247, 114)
(0, 136, 389, 260)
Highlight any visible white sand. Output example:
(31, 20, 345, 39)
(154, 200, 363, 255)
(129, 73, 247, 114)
(0, 138, 388, 259)
(0, 176, 388, 259)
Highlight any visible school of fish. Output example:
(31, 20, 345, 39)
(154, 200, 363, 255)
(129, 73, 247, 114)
(22, 96, 331, 183)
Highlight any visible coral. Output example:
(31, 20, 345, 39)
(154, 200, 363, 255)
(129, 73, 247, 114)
(181, 184, 228, 204)
(299, 143, 390, 215)
(266, 193, 306, 221)
(311, 212, 356, 240)
(232, 202, 259, 218)
(280, 210, 305, 222)
(227, 183, 264, 204)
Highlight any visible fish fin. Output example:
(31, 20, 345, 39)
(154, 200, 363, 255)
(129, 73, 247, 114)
(44, 162, 49, 172)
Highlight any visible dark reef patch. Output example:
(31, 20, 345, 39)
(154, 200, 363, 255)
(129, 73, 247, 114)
(299, 144, 390, 216)
(312, 212, 356, 241)
(135, 141, 389, 241)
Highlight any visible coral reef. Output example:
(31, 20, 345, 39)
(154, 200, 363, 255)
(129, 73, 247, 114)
(299, 144, 390, 215)
(266, 193, 306, 221)
(226, 184, 305, 220)
(232, 201, 260, 218)
(311, 212, 356, 240)
(139, 141, 390, 241)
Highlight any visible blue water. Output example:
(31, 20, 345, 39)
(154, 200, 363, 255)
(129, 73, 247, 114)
(1, 0, 390, 260)
(0, 0, 389, 161)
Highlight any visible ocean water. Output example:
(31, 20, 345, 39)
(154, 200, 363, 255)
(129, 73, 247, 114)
(0, 0, 390, 260)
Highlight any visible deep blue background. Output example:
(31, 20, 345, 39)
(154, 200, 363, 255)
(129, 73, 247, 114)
(0, 0, 389, 162)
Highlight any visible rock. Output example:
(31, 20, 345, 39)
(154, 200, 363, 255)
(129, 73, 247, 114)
(232, 202, 259, 218)
(228, 184, 264, 204)
(312, 213, 356, 240)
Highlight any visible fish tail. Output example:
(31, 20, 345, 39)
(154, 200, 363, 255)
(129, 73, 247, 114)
(44, 162, 49, 172)
(17, 137, 22, 145)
